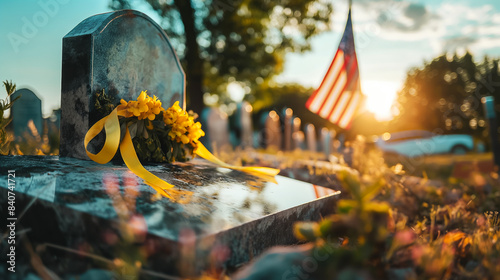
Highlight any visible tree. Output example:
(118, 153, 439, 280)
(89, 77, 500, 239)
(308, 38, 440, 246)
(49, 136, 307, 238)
(109, 0, 333, 114)
(392, 51, 500, 140)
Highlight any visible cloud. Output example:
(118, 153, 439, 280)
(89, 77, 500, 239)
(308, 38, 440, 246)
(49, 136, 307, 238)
(377, 2, 438, 32)
(329, 0, 500, 56)
(346, 0, 444, 42)
(437, 3, 500, 54)
(442, 36, 478, 51)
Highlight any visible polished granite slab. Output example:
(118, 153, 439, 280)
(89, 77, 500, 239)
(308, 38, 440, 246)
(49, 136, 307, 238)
(0, 156, 339, 278)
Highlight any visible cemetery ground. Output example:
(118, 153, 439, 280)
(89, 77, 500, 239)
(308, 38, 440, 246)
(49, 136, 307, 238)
(231, 144, 500, 279)
(3, 132, 500, 279)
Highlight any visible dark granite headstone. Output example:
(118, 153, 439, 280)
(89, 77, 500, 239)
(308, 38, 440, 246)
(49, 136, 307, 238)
(60, 10, 185, 159)
(10, 88, 43, 140)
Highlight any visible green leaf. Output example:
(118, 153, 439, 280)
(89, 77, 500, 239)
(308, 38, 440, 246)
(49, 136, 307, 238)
(128, 122, 138, 139)
(318, 218, 334, 238)
(3, 80, 16, 95)
(337, 199, 358, 214)
(361, 179, 385, 202)
(338, 170, 362, 200)
(293, 222, 318, 242)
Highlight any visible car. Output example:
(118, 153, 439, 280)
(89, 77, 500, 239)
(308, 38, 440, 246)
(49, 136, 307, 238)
(374, 130, 476, 157)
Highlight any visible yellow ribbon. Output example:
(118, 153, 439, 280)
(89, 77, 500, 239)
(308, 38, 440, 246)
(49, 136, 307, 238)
(85, 107, 174, 198)
(120, 125, 174, 199)
(194, 142, 280, 177)
(84, 106, 280, 200)
(84, 108, 120, 164)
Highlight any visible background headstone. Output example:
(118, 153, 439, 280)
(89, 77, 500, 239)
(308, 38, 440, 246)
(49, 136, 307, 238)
(320, 127, 336, 156)
(335, 133, 345, 153)
(292, 130, 305, 150)
(60, 10, 185, 159)
(264, 110, 282, 150)
(201, 107, 230, 151)
(305, 124, 317, 152)
(292, 117, 303, 150)
(10, 88, 43, 140)
(234, 101, 254, 148)
(283, 108, 293, 151)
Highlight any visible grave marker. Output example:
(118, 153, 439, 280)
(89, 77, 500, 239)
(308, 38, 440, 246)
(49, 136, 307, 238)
(60, 10, 185, 159)
(264, 110, 281, 149)
(10, 88, 43, 139)
(320, 128, 337, 156)
(292, 117, 303, 150)
(201, 107, 231, 151)
(305, 123, 317, 152)
(293, 130, 306, 150)
(283, 108, 293, 151)
(236, 101, 254, 148)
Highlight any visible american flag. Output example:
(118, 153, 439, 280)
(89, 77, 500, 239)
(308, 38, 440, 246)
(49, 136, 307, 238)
(306, 8, 363, 129)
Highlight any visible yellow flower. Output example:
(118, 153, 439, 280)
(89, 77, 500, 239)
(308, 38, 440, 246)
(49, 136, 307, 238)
(119, 91, 165, 120)
(163, 101, 205, 147)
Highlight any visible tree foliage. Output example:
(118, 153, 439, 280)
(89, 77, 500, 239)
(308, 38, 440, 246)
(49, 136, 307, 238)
(109, 0, 333, 113)
(392, 52, 500, 140)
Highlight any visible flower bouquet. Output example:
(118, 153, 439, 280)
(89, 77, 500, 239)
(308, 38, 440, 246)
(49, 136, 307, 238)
(86, 90, 279, 199)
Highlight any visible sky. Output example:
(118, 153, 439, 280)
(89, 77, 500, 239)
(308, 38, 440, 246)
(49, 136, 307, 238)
(1, 0, 500, 120)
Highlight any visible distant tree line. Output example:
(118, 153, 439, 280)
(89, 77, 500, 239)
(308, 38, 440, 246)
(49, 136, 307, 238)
(391, 52, 500, 141)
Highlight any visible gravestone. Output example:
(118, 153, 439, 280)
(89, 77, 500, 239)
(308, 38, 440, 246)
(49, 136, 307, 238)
(292, 117, 303, 150)
(232, 101, 254, 148)
(293, 130, 306, 150)
(305, 123, 317, 152)
(264, 110, 282, 149)
(239, 101, 254, 148)
(292, 116, 301, 135)
(283, 108, 293, 151)
(60, 9, 185, 159)
(0, 10, 342, 278)
(10, 88, 43, 140)
(201, 107, 231, 151)
(320, 127, 336, 156)
(336, 133, 346, 152)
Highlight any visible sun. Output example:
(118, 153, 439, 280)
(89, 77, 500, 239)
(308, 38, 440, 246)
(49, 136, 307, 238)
(361, 80, 399, 121)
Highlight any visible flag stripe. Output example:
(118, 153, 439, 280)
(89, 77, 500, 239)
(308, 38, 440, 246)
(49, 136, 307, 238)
(318, 70, 346, 118)
(307, 50, 344, 113)
(339, 92, 362, 128)
(336, 79, 359, 123)
(314, 49, 341, 94)
(306, 51, 341, 111)
(315, 63, 345, 115)
(318, 56, 356, 118)
(325, 60, 358, 121)
(329, 90, 351, 123)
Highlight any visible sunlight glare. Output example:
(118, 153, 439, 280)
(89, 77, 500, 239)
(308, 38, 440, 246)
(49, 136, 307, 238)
(227, 82, 245, 102)
(361, 80, 399, 121)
